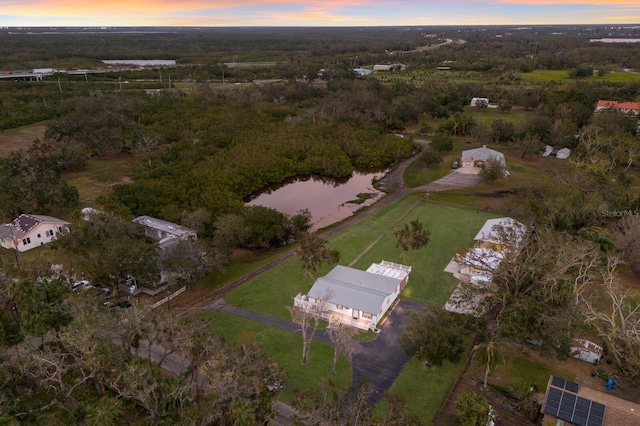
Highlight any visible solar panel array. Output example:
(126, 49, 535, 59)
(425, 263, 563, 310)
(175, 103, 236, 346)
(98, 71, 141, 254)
(544, 377, 606, 426)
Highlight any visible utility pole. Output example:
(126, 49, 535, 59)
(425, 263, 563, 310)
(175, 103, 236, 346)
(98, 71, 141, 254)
(4, 224, 24, 271)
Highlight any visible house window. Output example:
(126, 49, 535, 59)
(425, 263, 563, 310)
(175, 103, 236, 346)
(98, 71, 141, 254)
(23, 237, 31, 245)
(336, 304, 344, 310)
(46, 230, 53, 237)
(362, 312, 372, 319)
(37, 233, 41, 238)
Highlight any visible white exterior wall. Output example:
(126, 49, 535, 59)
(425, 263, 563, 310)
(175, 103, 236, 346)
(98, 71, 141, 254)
(15, 223, 68, 252)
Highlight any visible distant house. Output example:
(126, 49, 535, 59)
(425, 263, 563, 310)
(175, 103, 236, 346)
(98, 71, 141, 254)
(373, 63, 407, 71)
(595, 100, 640, 116)
(0, 214, 70, 252)
(132, 216, 198, 284)
(542, 145, 571, 159)
(133, 215, 197, 249)
(541, 375, 640, 426)
(353, 68, 373, 76)
(459, 145, 507, 174)
(470, 97, 489, 107)
(80, 207, 105, 221)
(294, 261, 411, 331)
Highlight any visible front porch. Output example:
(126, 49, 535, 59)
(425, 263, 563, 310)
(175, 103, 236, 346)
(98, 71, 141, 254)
(327, 311, 376, 332)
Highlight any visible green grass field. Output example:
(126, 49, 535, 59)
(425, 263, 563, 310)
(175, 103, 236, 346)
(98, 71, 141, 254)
(63, 155, 142, 201)
(225, 195, 495, 316)
(517, 69, 640, 83)
(201, 311, 352, 403)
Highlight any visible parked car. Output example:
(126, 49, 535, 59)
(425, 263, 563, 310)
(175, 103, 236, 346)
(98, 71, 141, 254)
(96, 287, 111, 298)
(114, 300, 132, 309)
(71, 280, 91, 291)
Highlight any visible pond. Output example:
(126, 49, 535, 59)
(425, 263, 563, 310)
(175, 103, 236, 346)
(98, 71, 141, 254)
(246, 170, 388, 231)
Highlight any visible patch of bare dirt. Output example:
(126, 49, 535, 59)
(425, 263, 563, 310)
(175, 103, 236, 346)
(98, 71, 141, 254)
(0, 124, 46, 157)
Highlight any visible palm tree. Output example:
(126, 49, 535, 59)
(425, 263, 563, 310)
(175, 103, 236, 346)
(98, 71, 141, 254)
(473, 339, 505, 389)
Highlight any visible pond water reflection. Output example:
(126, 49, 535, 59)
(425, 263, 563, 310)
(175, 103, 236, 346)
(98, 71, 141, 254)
(246, 170, 387, 231)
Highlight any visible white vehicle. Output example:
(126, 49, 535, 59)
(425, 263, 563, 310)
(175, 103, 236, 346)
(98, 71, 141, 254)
(71, 280, 91, 291)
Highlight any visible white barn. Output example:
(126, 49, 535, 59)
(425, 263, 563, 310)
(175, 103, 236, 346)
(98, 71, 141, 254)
(294, 261, 411, 331)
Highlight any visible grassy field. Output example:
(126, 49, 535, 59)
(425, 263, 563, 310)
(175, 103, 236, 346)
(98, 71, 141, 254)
(201, 311, 352, 403)
(0, 122, 47, 157)
(62, 155, 142, 201)
(374, 351, 470, 421)
(465, 106, 532, 128)
(225, 196, 496, 319)
(517, 69, 640, 83)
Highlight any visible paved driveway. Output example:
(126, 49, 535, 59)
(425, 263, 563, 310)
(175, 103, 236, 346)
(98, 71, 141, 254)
(411, 170, 483, 193)
(350, 300, 421, 404)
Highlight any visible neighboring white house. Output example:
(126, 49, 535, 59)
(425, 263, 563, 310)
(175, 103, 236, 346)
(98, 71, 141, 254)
(473, 217, 525, 248)
(571, 338, 603, 364)
(541, 145, 571, 159)
(132, 215, 197, 248)
(373, 63, 407, 71)
(132, 216, 199, 284)
(294, 261, 411, 331)
(353, 68, 373, 76)
(0, 214, 70, 252)
(444, 217, 525, 315)
(459, 145, 507, 174)
(470, 97, 489, 107)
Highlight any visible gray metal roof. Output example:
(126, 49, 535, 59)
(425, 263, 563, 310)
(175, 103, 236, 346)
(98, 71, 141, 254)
(461, 146, 505, 164)
(474, 217, 525, 244)
(307, 265, 403, 315)
(132, 215, 197, 239)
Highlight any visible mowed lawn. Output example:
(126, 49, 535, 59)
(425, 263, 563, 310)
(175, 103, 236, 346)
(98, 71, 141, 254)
(225, 195, 496, 318)
(202, 311, 352, 404)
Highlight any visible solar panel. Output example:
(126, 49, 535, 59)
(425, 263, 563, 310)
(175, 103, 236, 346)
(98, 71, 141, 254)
(559, 392, 577, 420)
(572, 397, 591, 425)
(565, 379, 580, 393)
(552, 376, 566, 388)
(544, 387, 562, 415)
(543, 384, 606, 426)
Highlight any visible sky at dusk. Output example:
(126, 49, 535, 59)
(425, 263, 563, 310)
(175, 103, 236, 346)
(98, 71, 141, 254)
(1, 0, 640, 27)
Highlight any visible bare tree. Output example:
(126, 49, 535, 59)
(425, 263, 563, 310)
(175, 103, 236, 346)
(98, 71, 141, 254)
(289, 295, 328, 364)
(328, 323, 359, 375)
(582, 257, 640, 378)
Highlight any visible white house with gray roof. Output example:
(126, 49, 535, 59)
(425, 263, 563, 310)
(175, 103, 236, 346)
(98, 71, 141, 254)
(0, 214, 70, 252)
(132, 215, 197, 249)
(294, 261, 411, 331)
(460, 145, 507, 174)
